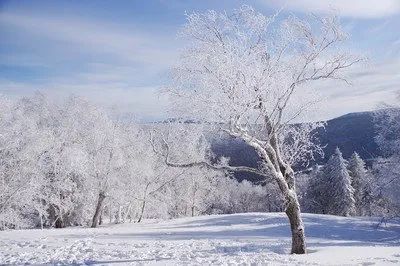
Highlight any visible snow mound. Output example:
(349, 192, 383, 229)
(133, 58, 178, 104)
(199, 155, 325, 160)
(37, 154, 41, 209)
(1, 213, 399, 265)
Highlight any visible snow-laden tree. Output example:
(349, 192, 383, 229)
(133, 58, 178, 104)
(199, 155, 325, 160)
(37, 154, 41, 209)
(66, 99, 128, 228)
(324, 148, 355, 216)
(305, 165, 331, 214)
(161, 6, 360, 253)
(12, 94, 108, 228)
(0, 95, 47, 229)
(0, 94, 132, 228)
(305, 153, 373, 216)
(175, 168, 215, 217)
(148, 122, 221, 217)
(132, 158, 184, 223)
(155, 167, 218, 218)
(1, 93, 276, 229)
(348, 152, 373, 216)
(374, 97, 400, 217)
(34, 95, 93, 228)
(102, 124, 142, 224)
(230, 180, 268, 213)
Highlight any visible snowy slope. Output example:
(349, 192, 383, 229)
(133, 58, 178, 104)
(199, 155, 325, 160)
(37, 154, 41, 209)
(1, 213, 399, 265)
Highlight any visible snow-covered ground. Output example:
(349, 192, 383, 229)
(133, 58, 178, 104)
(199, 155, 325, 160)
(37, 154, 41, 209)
(1, 213, 399, 265)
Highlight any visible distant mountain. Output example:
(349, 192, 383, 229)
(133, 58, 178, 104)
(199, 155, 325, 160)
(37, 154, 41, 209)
(211, 111, 380, 182)
(315, 111, 379, 165)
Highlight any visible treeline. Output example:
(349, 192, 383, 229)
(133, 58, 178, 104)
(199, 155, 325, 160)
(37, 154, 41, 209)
(1, 93, 399, 230)
(0, 93, 279, 230)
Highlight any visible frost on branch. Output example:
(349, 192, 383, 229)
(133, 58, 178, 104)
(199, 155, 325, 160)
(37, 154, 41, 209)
(163, 5, 360, 254)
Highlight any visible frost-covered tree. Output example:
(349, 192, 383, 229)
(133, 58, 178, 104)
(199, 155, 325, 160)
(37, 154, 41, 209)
(348, 152, 373, 216)
(161, 6, 360, 253)
(1, 93, 275, 230)
(305, 165, 330, 214)
(83, 113, 126, 228)
(0, 95, 47, 229)
(176, 168, 215, 217)
(38, 96, 92, 228)
(305, 153, 373, 216)
(374, 97, 400, 217)
(324, 148, 355, 216)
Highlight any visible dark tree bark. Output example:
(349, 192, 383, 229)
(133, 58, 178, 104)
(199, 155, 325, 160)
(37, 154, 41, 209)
(91, 192, 106, 228)
(191, 206, 195, 217)
(137, 184, 150, 223)
(285, 193, 306, 254)
(55, 217, 64, 228)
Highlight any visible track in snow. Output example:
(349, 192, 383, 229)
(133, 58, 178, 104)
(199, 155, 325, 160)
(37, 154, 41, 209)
(1, 213, 399, 265)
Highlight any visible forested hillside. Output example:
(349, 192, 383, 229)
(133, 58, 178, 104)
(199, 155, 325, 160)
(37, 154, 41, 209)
(211, 111, 380, 182)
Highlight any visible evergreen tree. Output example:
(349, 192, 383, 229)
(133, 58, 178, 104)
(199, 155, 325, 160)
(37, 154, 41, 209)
(306, 165, 330, 214)
(359, 173, 375, 216)
(348, 152, 368, 215)
(324, 148, 356, 216)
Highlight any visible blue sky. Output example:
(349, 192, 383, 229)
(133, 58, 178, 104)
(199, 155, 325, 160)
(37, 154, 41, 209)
(1, 0, 400, 121)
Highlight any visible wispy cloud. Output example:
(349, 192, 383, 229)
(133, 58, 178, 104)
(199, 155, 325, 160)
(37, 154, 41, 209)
(0, 12, 179, 66)
(314, 57, 400, 120)
(1, 2, 399, 122)
(263, 0, 400, 18)
(0, 77, 168, 122)
(0, 11, 176, 121)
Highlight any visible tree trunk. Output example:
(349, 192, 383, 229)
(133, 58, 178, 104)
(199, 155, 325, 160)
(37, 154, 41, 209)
(116, 205, 123, 224)
(40, 213, 43, 230)
(191, 186, 197, 217)
(138, 185, 149, 223)
(274, 162, 307, 254)
(285, 192, 306, 254)
(124, 203, 132, 223)
(137, 200, 146, 223)
(191, 206, 195, 217)
(91, 192, 106, 228)
(99, 207, 104, 225)
(109, 204, 112, 224)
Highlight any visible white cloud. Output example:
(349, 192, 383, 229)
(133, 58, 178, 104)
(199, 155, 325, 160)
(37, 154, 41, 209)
(263, 0, 400, 18)
(1, 6, 399, 122)
(0, 12, 178, 66)
(0, 78, 168, 122)
(0, 63, 169, 122)
(2, 56, 399, 123)
(0, 11, 175, 122)
(314, 57, 400, 121)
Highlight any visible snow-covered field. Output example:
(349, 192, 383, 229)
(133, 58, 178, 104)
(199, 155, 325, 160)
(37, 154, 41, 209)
(1, 213, 399, 265)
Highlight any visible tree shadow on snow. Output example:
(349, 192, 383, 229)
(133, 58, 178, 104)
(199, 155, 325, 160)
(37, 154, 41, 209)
(60, 213, 400, 255)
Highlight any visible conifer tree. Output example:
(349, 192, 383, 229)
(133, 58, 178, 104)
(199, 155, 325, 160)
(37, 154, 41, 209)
(324, 148, 356, 216)
(348, 152, 368, 215)
(306, 165, 330, 214)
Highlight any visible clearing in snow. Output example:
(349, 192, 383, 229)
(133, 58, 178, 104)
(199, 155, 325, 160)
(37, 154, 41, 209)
(1, 213, 399, 265)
